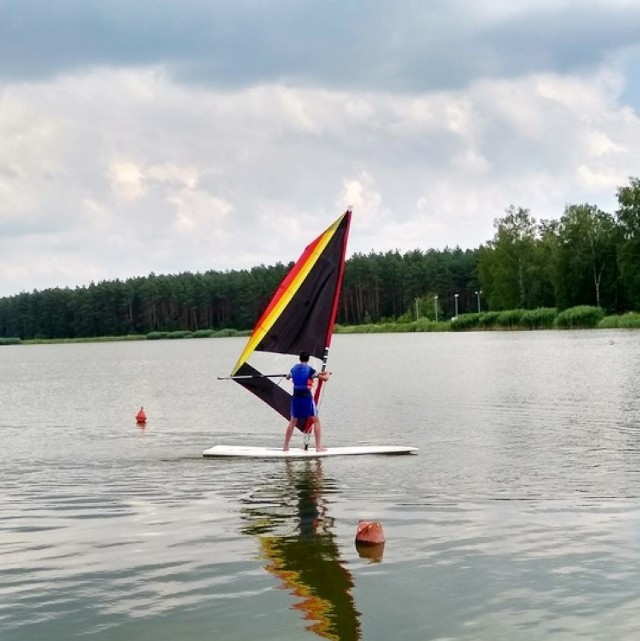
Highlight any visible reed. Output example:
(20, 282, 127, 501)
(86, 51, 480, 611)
(616, 313, 640, 328)
(496, 309, 526, 329)
(24, 335, 145, 344)
(336, 319, 453, 333)
(450, 313, 480, 331)
(190, 329, 214, 338)
(415, 318, 450, 332)
(520, 308, 557, 330)
(447, 308, 556, 331)
(166, 331, 193, 339)
(555, 306, 605, 329)
(599, 312, 640, 329)
(212, 328, 244, 337)
(335, 323, 380, 333)
(146, 328, 244, 339)
(146, 331, 169, 340)
(477, 311, 501, 329)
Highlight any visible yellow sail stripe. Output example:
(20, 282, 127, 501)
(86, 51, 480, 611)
(230, 213, 345, 375)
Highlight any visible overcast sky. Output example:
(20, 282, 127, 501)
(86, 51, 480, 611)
(1, 0, 639, 296)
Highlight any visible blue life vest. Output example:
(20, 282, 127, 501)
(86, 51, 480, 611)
(290, 363, 315, 393)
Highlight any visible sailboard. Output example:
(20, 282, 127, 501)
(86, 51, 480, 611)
(203, 445, 418, 459)
(205, 209, 417, 458)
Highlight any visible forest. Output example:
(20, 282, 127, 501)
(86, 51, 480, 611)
(1, 177, 639, 341)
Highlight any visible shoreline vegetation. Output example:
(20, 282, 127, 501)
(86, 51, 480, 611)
(3, 307, 640, 346)
(3, 177, 640, 344)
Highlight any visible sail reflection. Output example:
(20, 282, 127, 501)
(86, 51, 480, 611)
(240, 460, 361, 641)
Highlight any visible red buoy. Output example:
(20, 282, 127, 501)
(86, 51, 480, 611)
(355, 520, 385, 544)
(355, 520, 385, 561)
(135, 406, 147, 425)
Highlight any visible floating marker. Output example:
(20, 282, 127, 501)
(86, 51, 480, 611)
(355, 520, 385, 545)
(135, 406, 147, 425)
(355, 520, 385, 561)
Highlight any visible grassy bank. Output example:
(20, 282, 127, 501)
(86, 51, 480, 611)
(449, 307, 640, 331)
(4, 307, 640, 345)
(338, 307, 640, 334)
(598, 312, 640, 329)
(335, 318, 451, 333)
(22, 334, 147, 345)
(19, 328, 251, 346)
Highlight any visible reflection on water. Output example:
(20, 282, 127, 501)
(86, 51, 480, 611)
(355, 540, 384, 562)
(241, 460, 361, 641)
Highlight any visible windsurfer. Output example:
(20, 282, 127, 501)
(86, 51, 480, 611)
(283, 351, 330, 452)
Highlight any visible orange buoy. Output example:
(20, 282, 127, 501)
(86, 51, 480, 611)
(355, 520, 385, 545)
(135, 406, 147, 425)
(355, 520, 385, 561)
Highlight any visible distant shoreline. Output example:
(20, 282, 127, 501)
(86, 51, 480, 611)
(2, 309, 639, 346)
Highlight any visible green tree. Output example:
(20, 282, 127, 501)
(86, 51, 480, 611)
(479, 206, 549, 310)
(549, 204, 619, 311)
(616, 177, 640, 310)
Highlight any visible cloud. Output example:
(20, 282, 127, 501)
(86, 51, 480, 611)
(109, 162, 145, 200)
(171, 190, 232, 234)
(0, 1, 639, 295)
(2, 1, 640, 93)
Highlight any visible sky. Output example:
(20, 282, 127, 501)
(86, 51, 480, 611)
(1, 0, 640, 297)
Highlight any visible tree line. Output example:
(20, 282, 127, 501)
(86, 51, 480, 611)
(1, 177, 639, 340)
(0, 250, 479, 340)
(478, 177, 640, 313)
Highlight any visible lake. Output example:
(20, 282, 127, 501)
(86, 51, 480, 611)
(2, 330, 640, 640)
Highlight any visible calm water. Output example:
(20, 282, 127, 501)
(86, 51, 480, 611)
(2, 331, 640, 640)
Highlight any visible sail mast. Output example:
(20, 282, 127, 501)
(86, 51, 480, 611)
(312, 209, 351, 408)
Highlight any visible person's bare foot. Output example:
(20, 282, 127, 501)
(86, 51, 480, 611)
(316, 447, 327, 452)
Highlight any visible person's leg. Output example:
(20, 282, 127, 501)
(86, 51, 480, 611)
(283, 417, 296, 451)
(313, 416, 326, 452)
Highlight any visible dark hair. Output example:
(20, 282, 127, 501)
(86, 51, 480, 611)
(299, 351, 310, 362)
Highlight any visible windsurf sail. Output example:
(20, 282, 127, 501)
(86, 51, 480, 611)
(228, 210, 352, 428)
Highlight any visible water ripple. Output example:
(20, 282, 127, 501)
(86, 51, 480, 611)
(3, 334, 640, 639)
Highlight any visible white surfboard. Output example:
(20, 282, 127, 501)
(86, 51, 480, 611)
(202, 444, 418, 459)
